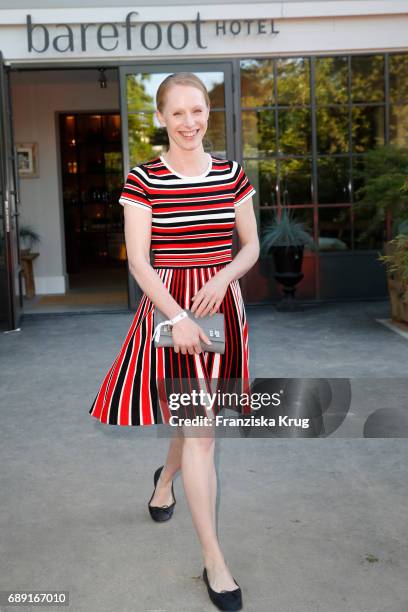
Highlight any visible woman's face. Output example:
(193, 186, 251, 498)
(156, 84, 210, 152)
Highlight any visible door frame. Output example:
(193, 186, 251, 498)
(118, 60, 239, 310)
(0, 50, 23, 331)
(1, 58, 243, 318)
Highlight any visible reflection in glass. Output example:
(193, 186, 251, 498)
(240, 59, 274, 107)
(316, 107, 350, 154)
(205, 111, 226, 157)
(318, 206, 351, 250)
(104, 152, 122, 173)
(259, 206, 315, 251)
(276, 57, 310, 105)
(128, 112, 164, 166)
(389, 54, 408, 104)
(63, 115, 76, 143)
(390, 105, 408, 147)
(126, 74, 157, 112)
(105, 173, 124, 198)
(354, 206, 386, 250)
(315, 56, 348, 105)
(77, 114, 102, 143)
(350, 55, 385, 103)
(279, 158, 312, 205)
(351, 106, 385, 152)
(351, 155, 366, 203)
(237, 52, 401, 270)
(103, 114, 121, 141)
(243, 159, 276, 207)
(126, 72, 225, 113)
(242, 110, 276, 156)
(277, 108, 311, 155)
(317, 157, 350, 204)
(351, 155, 388, 250)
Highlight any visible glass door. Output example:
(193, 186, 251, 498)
(118, 62, 236, 309)
(0, 51, 23, 331)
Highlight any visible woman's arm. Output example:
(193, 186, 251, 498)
(190, 197, 260, 317)
(123, 202, 212, 353)
(219, 196, 260, 283)
(122, 203, 185, 320)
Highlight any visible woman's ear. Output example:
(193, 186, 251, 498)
(156, 110, 165, 127)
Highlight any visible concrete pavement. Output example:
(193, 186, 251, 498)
(1, 299, 407, 612)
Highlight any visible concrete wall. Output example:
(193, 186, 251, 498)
(11, 68, 119, 294)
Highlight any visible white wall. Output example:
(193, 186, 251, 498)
(11, 68, 119, 294)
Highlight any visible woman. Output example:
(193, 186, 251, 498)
(89, 72, 259, 611)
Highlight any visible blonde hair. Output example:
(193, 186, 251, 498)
(156, 72, 210, 113)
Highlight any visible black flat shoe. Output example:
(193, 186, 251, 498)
(148, 465, 176, 522)
(203, 567, 243, 611)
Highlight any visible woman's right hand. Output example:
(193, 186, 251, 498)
(171, 316, 212, 355)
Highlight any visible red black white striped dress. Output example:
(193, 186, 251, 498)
(89, 153, 256, 426)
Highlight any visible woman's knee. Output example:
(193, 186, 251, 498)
(181, 425, 215, 452)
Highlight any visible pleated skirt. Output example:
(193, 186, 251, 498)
(88, 264, 251, 426)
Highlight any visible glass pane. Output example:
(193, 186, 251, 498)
(244, 159, 277, 207)
(315, 56, 349, 105)
(79, 144, 104, 174)
(317, 157, 350, 204)
(242, 110, 276, 157)
(318, 206, 351, 251)
(105, 172, 124, 194)
(276, 57, 310, 105)
(316, 107, 350, 154)
(279, 158, 312, 205)
(240, 59, 274, 107)
(102, 114, 121, 141)
(62, 115, 76, 143)
(353, 206, 386, 250)
(205, 110, 226, 157)
(128, 112, 166, 166)
(389, 54, 408, 104)
(351, 106, 385, 152)
(126, 73, 158, 112)
(277, 108, 311, 155)
(351, 155, 367, 203)
(126, 72, 225, 112)
(104, 151, 122, 174)
(77, 114, 102, 143)
(260, 206, 315, 249)
(351, 155, 388, 250)
(350, 55, 385, 103)
(390, 105, 408, 147)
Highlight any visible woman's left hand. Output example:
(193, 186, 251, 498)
(190, 274, 230, 317)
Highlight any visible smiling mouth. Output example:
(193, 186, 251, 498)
(179, 129, 199, 137)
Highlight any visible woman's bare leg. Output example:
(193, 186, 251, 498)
(181, 422, 238, 592)
(149, 426, 183, 507)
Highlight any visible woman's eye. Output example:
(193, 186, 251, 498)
(174, 112, 181, 116)
(194, 110, 202, 113)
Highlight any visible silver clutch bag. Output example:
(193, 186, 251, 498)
(153, 308, 225, 354)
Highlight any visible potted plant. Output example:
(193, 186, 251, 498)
(19, 224, 41, 254)
(377, 222, 408, 324)
(260, 206, 316, 310)
(353, 145, 408, 322)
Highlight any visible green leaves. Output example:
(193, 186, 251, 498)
(260, 206, 316, 253)
(353, 144, 408, 241)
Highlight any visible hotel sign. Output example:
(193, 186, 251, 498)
(26, 12, 280, 53)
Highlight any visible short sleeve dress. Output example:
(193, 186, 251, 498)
(88, 154, 256, 426)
